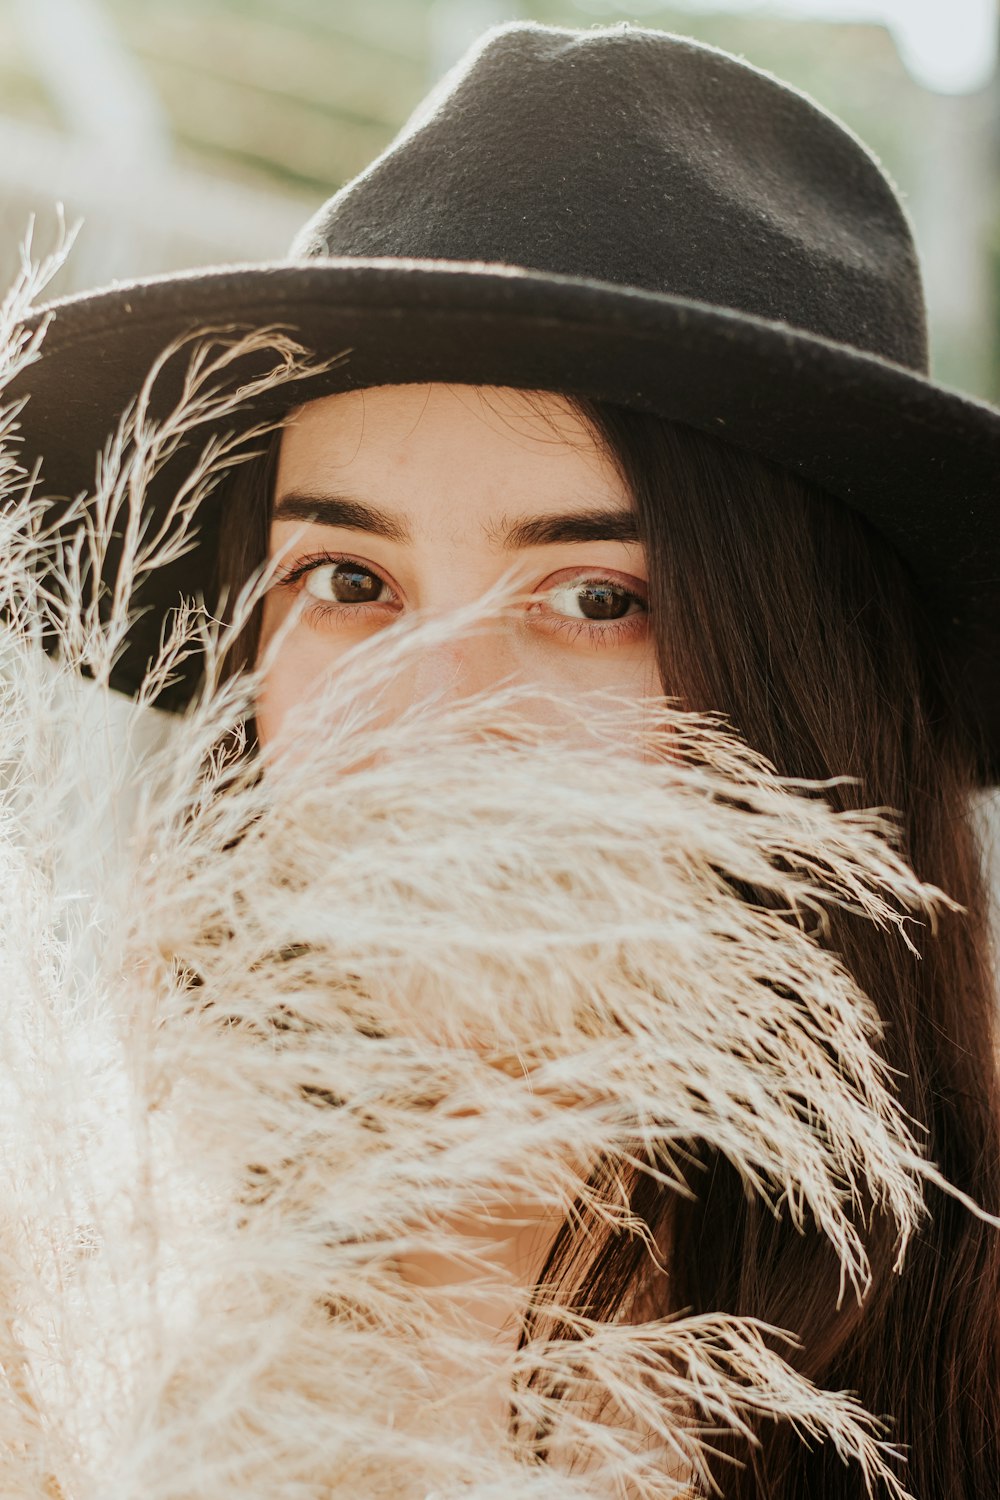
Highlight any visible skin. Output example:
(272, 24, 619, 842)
(254, 382, 660, 1431)
(255, 381, 660, 758)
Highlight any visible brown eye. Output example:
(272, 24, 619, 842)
(304, 561, 386, 605)
(548, 578, 643, 622)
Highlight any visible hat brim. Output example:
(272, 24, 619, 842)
(9, 257, 1000, 777)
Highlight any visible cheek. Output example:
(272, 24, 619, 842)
(253, 651, 303, 759)
(525, 639, 663, 753)
(253, 604, 342, 758)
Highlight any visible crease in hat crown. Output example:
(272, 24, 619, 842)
(291, 19, 929, 374)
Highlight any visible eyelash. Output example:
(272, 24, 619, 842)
(273, 550, 649, 646)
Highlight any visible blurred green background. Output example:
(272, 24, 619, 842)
(1, 0, 998, 402)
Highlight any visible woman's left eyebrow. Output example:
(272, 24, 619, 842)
(272, 491, 640, 548)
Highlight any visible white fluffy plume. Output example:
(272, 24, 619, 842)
(0, 241, 981, 1500)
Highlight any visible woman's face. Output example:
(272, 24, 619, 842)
(255, 383, 660, 754)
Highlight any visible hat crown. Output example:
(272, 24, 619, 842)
(292, 21, 929, 374)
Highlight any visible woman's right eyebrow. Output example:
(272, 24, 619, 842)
(272, 492, 640, 549)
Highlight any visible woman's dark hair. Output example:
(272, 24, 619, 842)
(213, 394, 1000, 1499)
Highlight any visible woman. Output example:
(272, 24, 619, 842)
(4, 18, 1000, 1500)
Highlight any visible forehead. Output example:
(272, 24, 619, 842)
(276, 383, 619, 493)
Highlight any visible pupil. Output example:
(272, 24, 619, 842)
(334, 563, 380, 603)
(579, 582, 628, 621)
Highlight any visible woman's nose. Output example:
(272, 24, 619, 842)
(394, 631, 518, 713)
(380, 626, 597, 744)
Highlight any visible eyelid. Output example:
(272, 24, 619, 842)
(274, 551, 647, 590)
(273, 549, 399, 599)
(534, 563, 648, 596)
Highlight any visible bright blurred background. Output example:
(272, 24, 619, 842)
(1, 0, 998, 404)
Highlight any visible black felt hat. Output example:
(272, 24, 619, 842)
(9, 19, 1000, 776)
